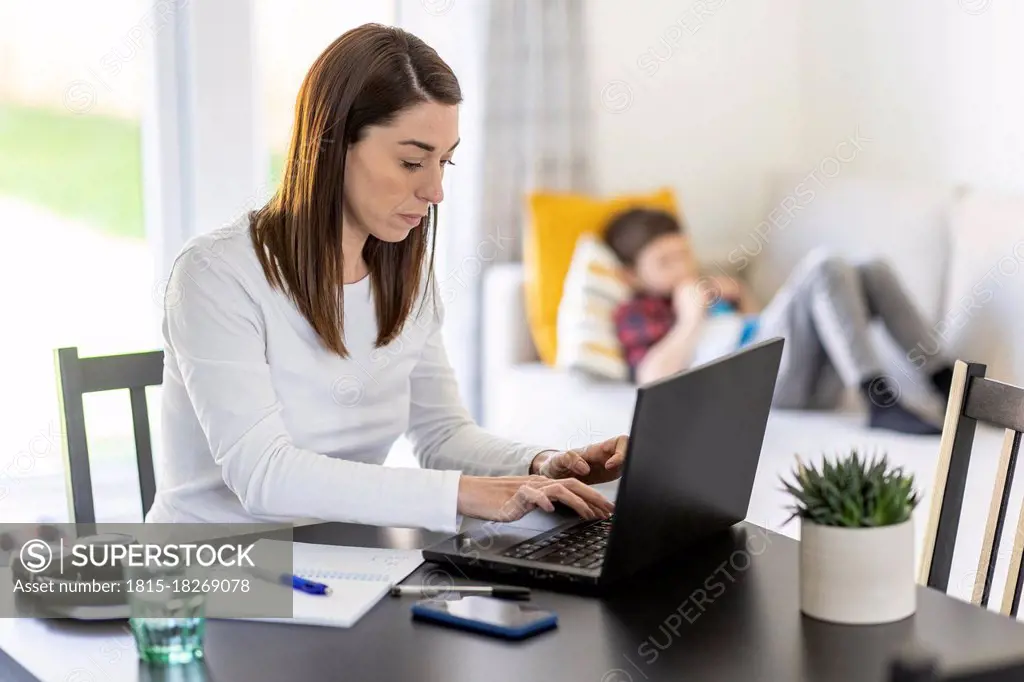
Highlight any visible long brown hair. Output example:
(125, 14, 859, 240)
(249, 24, 462, 357)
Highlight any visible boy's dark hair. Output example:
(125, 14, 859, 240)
(602, 208, 683, 267)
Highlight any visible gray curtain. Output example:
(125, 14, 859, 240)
(478, 0, 593, 263)
(395, 0, 592, 421)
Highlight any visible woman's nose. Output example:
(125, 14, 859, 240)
(417, 171, 444, 204)
(419, 184, 443, 205)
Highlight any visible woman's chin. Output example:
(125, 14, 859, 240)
(372, 221, 415, 242)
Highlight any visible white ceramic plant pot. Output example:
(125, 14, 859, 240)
(799, 519, 916, 625)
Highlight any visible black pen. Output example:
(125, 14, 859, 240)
(389, 584, 531, 600)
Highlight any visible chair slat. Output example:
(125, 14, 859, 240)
(78, 351, 164, 393)
(964, 377, 1024, 434)
(919, 360, 986, 592)
(998, 431, 1024, 617)
(55, 347, 97, 525)
(973, 429, 1019, 607)
(130, 386, 157, 518)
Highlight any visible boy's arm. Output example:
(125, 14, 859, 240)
(708, 275, 759, 314)
(736, 279, 760, 315)
(615, 284, 707, 386)
(634, 315, 705, 385)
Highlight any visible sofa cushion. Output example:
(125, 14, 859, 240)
(745, 172, 952, 322)
(942, 189, 1024, 385)
(484, 362, 638, 447)
(523, 186, 679, 366)
(739, 173, 956, 407)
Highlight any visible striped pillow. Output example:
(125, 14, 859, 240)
(555, 235, 632, 380)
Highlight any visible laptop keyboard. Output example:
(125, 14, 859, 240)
(500, 518, 613, 569)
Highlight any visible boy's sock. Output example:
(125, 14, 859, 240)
(861, 376, 942, 436)
(929, 365, 955, 401)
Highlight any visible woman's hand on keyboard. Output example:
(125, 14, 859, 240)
(457, 475, 615, 523)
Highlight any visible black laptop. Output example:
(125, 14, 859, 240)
(422, 337, 784, 593)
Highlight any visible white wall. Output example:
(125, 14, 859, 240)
(799, 0, 1024, 194)
(584, 0, 804, 261)
(584, 0, 1024, 257)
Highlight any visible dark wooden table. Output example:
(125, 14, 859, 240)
(2, 519, 1024, 682)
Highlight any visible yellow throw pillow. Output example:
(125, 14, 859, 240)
(556, 235, 632, 380)
(524, 187, 679, 365)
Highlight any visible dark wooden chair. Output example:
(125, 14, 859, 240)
(54, 347, 164, 523)
(889, 651, 1024, 681)
(918, 359, 1024, 617)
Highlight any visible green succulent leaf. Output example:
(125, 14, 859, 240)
(780, 449, 920, 528)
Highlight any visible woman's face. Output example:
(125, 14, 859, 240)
(343, 101, 459, 243)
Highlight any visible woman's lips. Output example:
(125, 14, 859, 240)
(399, 214, 424, 226)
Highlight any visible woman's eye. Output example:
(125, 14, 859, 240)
(403, 159, 456, 171)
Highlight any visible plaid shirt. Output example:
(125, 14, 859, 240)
(613, 294, 676, 379)
(614, 295, 758, 380)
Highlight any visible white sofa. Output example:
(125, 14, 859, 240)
(480, 174, 1024, 606)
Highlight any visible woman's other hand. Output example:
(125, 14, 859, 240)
(530, 435, 628, 485)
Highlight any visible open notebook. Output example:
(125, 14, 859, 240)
(236, 540, 424, 628)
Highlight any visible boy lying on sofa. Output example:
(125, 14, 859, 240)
(603, 208, 953, 435)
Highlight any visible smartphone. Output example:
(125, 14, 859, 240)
(411, 596, 558, 640)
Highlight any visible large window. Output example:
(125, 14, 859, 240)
(1, 2, 436, 527)
(0, 0, 162, 522)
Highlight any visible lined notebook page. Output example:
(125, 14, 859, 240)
(291, 542, 424, 583)
(240, 540, 424, 628)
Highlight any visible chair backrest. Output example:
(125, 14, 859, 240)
(918, 359, 1024, 617)
(889, 655, 1024, 682)
(54, 347, 164, 524)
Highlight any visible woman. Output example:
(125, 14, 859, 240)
(145, 24, 626, 533)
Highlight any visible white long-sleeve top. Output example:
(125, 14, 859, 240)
(145, 217, 551, 533)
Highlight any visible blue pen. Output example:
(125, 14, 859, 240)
(249, 568, 333, 596)
(289, 575, 332, 596)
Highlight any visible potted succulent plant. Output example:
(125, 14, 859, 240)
(782, 450, 921, 625)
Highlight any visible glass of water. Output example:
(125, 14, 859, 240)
(123, 560, 207, 665)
